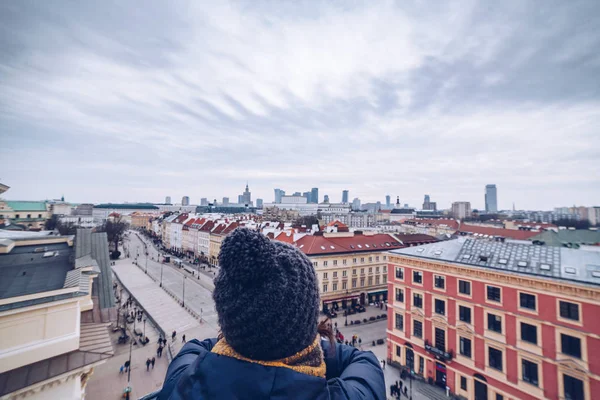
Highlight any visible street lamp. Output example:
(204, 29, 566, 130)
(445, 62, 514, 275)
(160, 255, 164, 287)
(143, 318, 146, 341)
(182, 275, 186, 307)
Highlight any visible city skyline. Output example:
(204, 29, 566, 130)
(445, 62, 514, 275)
(1, 2, 599, 210)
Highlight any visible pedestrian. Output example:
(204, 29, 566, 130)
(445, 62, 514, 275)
(151, 357, 155, 369)
(146, 358, 151, 371)
(399, 380, 403, 392)
(172, 330, 176, 341)
(382, 359, 386, 369)
(120, 365, 124, 374)
(358, 337, 362, 346)
(158, 228, 385, 399)
(182, 334, 186, 343)
(124, 360, 130, 372)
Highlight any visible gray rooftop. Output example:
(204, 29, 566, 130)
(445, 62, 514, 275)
(0, 242, 74, 299)
(391, 238, 600, 287)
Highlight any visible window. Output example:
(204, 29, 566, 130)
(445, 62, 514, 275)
(38, 214, 42, 218)
(395, 313, 404, 330)
(368, 267, 372, 273)
(323, 284, 328, 292)
(342, 270, 347, 277)
(563, 374, 584, 400)
(352, 278, 357, 288)
(460, 337, 472, 358)
(368, 277, 373, 286)
(360, 277, 365, 287)
(522, 359, 539, 386)
(459, 306, 471, 323)
(353, 258, 357, 264)
(561, 334, 582, 358)
(27, 214, 31, 218)
(459, 280, 471, 295)
(324, 261, 328, 266)
(560, 301, 580, 321)
(343, 259, 347, 265)
(487, 286, 501, 302)
(488, 314, 502, 333)
(360, 268, 364, 275)
(396, 267, 404, 279)
(419, 356, 424, 375)
(435, 327, 446, 351)
(413, 271, 423, 284)
(383, 255, 387, 261)
(323, 272, 328, 279)
(369, 257, 372, 262)
(361, 257, 365, 263)
(332, 283, 338, 291)
(396, 288, 404, 302)
(333, 260, 337, 266)
(460, 376, 467, 391)
(520, 323, 537, 344)
(383, 266, 387, 273)
(313, 261, 318, 267)
(15, 214, 20, 219)
(376, 256, 380, 261)
(396, 345, 401, 357)
(496, 395, 503, 400)
(342, 282, 347, 290)
(376, 266, 380, 273)
(333, 271, 337, 278)
(375, 276, 380, 285)
(413, 293, 423, 308)
(489, 347, 503, 371)
(434, 275, 445, 289)
(435, 299, 445, 315)
(353, 269, 357, 275)
(413, 320, 423, 338)
(520, 293, 536, 310)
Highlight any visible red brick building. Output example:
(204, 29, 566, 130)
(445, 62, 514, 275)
(386, 237, 600, 400)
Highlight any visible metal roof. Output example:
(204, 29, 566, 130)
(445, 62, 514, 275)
(3, 201, 47, 211)
(391, 237, 600, 287)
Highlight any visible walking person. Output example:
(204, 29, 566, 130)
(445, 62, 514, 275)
(151, 357, 156, 369)
(159, 228, 385, 399)
(172, 330, 176, 341)
(120, 365, 124, 375)
(124, 360, 130, 373)
(146, 358, 151, 371)
(182, 334, 186, 343)
(382, 359, 386, 369)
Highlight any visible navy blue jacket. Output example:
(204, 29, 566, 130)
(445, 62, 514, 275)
(159, 338, 385, 399)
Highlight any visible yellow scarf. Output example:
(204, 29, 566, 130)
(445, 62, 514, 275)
(212, 335, 326, 378)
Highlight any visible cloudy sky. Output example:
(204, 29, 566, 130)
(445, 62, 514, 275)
(1, 1, 599, 210)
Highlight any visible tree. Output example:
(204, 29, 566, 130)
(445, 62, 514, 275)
(294, 215, 319, 227)
(57, 222, 77, 236)
(98, 217, 128, 252)
(45, 214, 58, 230)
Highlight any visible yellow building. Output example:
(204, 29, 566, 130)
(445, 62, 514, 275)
(0, 232, 113, 399)
(209, 222, 238, 266)
(130, 212, 155, 229)
(0, 200, 51, 230)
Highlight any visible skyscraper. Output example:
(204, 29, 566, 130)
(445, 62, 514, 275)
(201, 198, 208, 206)
(238, 194, 244, 204)
(274, 188, 285, 204)
(385, 195, 391, 209)
(422, 194, 437, 211)
(311, 188, 319, 204)
(302, 191, 310, 200)
(222, 197, 229, 205)
(352, 198, 361, 211)
(342, 190, 349, 203)
(324, 194, 330, 203)
(241, 183, 252, 205)
(256, 198, 263, 208)
(165, 196, 171, 204)
(485, 184, 498, 213)
(451, 201, 472, 219)
(181, 196, 190, 206)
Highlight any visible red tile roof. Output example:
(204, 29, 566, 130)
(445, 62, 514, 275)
(393, 233, 439, 245)
(506, 221, 557, 229)
(404, 218, 460, 230)
(222, 222, 239, 235)
(326, 220, 348, 228)
(212, 223, 227, 235)
(199, 220, 215, 232)
(275, 231, 296, 244)
(459, 223, 540, 240)
(292, 233, 405, 256)
(175, 214, 189, 223)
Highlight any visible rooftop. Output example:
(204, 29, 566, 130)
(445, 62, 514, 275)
(94, 203, 159, 210)
(459, 223, 540, 241)
(391, 237, 600, 287)
(4, 201, 47, 212)
(291, 233, 408, 256)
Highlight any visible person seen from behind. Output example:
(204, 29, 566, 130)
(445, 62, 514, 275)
(159, 228, 385, 399)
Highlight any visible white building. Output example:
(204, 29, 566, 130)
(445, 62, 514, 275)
(59, 215, 98, 228)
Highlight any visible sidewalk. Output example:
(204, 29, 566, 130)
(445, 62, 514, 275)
(112, 260, 218, 357)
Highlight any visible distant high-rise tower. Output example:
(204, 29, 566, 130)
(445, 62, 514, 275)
(302, 191, 310, 200)
(324, 194, 330, 203)
(452, 201, 472, 219)
(311, 188, 319, 204)
(200, 198, 208, 206)
(222, 197, 229, 205)
(352, 198, 361, 211)
(241, 183, 252, 205)
(422, 194, 437, 211)
(238, 194, 244, 204)
(342, 190, 349, 203)
(395, 196, 400, 208)
(256, 198, 263, 208)
(485, 184, 498, 213)
(293, 192, 302, 197)
(385, 195, 391, 209)
(274, 188, 285, 204)
(181, 196, 190, 206)
(165, 196, 171, 204)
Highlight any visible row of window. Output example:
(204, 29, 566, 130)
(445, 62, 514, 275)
(316, 255, 388, 267)
(395, 267, 582, 322)
(4, 214, 44, 219)
(322, 266, 387, 278)
(323, 274, 386, 292)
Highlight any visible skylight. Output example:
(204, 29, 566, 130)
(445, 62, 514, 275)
(565, 267, 577, 274)
(417, 248, 424, 252)
(320, 246, 326, 250)
(365, 244, 370, 248)
(330, 245, 335, 249)
(462, 254, 471, 259)
(540, 263, 551, 270)
(517, 261, 528, 267)
(434, 250, 442, 255)
(357, 244, 362, 248)
(592, 271, 600, 278)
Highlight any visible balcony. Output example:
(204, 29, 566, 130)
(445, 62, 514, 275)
(424, 340, 453, 362)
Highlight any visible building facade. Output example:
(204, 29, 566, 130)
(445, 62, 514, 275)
(387, 238, 600, 400)
(0, 201, 50, 230)
(342, 190, 349, 204)
(452, 202, 472, 220)
(485, 185, 498, 213)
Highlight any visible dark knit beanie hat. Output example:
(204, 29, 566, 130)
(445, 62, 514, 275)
(213, 227, 320, 360)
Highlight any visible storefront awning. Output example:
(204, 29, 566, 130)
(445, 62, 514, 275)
(323, 294, 360, 304)
(367, 289, 387, 295)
